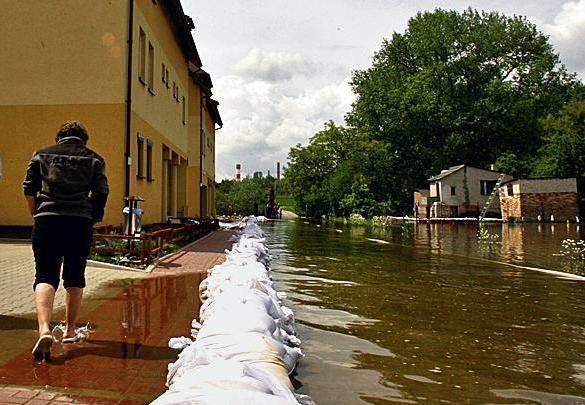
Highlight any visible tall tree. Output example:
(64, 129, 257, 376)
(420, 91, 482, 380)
(347, 8, 581, 209)
(533, 99, 585, 177)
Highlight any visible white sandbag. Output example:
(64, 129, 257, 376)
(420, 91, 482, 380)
(156, 217, 314, 405)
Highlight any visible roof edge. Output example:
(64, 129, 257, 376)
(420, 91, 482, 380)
(163, 0, 202, 67)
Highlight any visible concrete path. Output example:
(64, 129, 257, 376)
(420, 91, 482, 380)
(0, 230, 236, 404)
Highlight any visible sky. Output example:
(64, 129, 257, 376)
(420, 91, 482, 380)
(181, 0, 585, 180)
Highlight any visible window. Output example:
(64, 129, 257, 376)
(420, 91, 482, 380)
(507, 184, 514, 196)
(146, 140, 154, 181)
(450, 186, 456, 196)
(138, 28, 146, 84)
(173, 82, 176, 99)
(148, 42, 155, 93)
(480, 180, 498, 196)
(137, 134, 145, 179)
(165, 69, 169, 88)
(162, 62, 166, 84)
(182, 96, 186, 125)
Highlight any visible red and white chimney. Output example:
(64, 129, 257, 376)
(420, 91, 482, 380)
(235, 163, 241, 181)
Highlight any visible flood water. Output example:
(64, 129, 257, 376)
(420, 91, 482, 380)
(263, 220, 585, 404)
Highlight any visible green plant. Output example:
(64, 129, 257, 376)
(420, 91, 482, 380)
(557, 239, 585, 275)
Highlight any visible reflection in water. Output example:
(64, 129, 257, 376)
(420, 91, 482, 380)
(0, 273, 201, 401)
(265, 220, 585, 404)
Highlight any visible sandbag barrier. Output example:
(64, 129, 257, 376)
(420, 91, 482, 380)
(152, 216, 315, 405)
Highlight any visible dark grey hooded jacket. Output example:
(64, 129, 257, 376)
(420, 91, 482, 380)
(23, 137, 109, 222)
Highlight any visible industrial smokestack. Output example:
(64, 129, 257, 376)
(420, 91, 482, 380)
(236, 163, 241, 181)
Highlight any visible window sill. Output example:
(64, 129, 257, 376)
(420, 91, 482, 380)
(148, 87, 156, 96)
(147, 178, 155, 182)
(137, 175, 146, 180)
(138, 76, 147, 86)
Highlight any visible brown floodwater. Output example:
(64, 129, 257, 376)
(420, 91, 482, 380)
(262, 220, 585, 404)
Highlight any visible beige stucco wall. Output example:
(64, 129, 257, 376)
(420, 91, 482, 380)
(430, 168, 512, 215)
(132, 0, 189, 155)
(202, 109, 216, 181)
(0, 0, 127, 107)
(0, 0, 216, 226)
(0, 104, 126, 227)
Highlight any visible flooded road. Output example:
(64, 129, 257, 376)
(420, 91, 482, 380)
(264, 221, 585, 404)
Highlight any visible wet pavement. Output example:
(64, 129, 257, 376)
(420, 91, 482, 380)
(0, 230, 235, 404)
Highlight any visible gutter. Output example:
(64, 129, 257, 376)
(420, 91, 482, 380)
(124, 0, 135, 197)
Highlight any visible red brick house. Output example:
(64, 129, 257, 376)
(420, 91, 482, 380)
(499, 178, 585, 222)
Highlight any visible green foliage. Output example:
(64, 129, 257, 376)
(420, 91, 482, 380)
(340, 175, 378, 217)
(285, 8, 583, 218)
(495, 152, 531, 179)
(533, 99, 585, 177)
(216, 177, 279, 215)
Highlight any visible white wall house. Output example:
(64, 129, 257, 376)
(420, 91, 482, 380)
(423, 165, 512, 218)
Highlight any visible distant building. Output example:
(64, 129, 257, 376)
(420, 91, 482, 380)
(236, 164, 242, 181)
(499, 178, 585, 222)
(0, 0, 222, 226)
(415, 165, 512, 218)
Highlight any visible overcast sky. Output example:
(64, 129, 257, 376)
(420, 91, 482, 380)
(181, 0, 585, 180)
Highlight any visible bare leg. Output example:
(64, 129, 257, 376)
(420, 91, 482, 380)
(64, 287, 83, 338)
(35, 283, 56, 336)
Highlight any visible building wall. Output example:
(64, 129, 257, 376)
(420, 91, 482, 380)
(0, 0, 129, 226)
(132, 1, 190, 156)
(500, 178, 579, 222)
(202, 108, 217, 216)
(430, 167, 512, 217)
(0, 0, 216, 226)
(126, 0, 207, 222)
(0, 104, 126, 226)
(0, 0, 128, 107)
(186, 82, 202, 217)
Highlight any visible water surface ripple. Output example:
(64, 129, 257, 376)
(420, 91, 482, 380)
(264, 221, 585, 404)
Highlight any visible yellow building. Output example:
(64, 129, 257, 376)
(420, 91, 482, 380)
(0, 0, 221, 227)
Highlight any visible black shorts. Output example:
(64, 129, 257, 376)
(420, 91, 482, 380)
(32, 216, 94, 291)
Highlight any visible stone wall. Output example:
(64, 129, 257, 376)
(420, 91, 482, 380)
(501, 192, 579, 222)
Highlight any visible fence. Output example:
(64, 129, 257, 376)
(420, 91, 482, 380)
(92, 218, 219, 265)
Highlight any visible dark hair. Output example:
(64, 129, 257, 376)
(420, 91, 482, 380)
(55, 121, 89, 143)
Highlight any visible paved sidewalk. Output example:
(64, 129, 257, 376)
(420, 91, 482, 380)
(0, 229, 236, 404)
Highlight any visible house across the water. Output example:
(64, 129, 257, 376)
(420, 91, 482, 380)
(499, 178, 585, 222)
(415, 165, 512, 219)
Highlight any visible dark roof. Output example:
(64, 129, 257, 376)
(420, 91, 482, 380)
(428, 164, 505, 181)
(163, 0, 202, 67)
(500, 176, 577, 186)
(206, 98, 223, 128)
(190, 66, 213, 96)
(428, 165, 465, 181)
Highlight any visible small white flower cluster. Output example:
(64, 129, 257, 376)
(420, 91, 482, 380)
(371, 216, 395, 227)
(558, 239, 585, 275)
(477, 223, 500, 244)
(349, 213, 367, 224)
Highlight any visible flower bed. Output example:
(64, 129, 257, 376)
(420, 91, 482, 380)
(90, 218, 219, 268)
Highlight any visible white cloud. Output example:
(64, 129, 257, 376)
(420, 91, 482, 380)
(233, 48, 318, 82)
(538, 0, 585, 77)
(214, 70, 355, 179)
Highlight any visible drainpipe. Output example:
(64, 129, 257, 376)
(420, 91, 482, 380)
(124, 0, 135, 197)
(199, 89, 204, 217)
